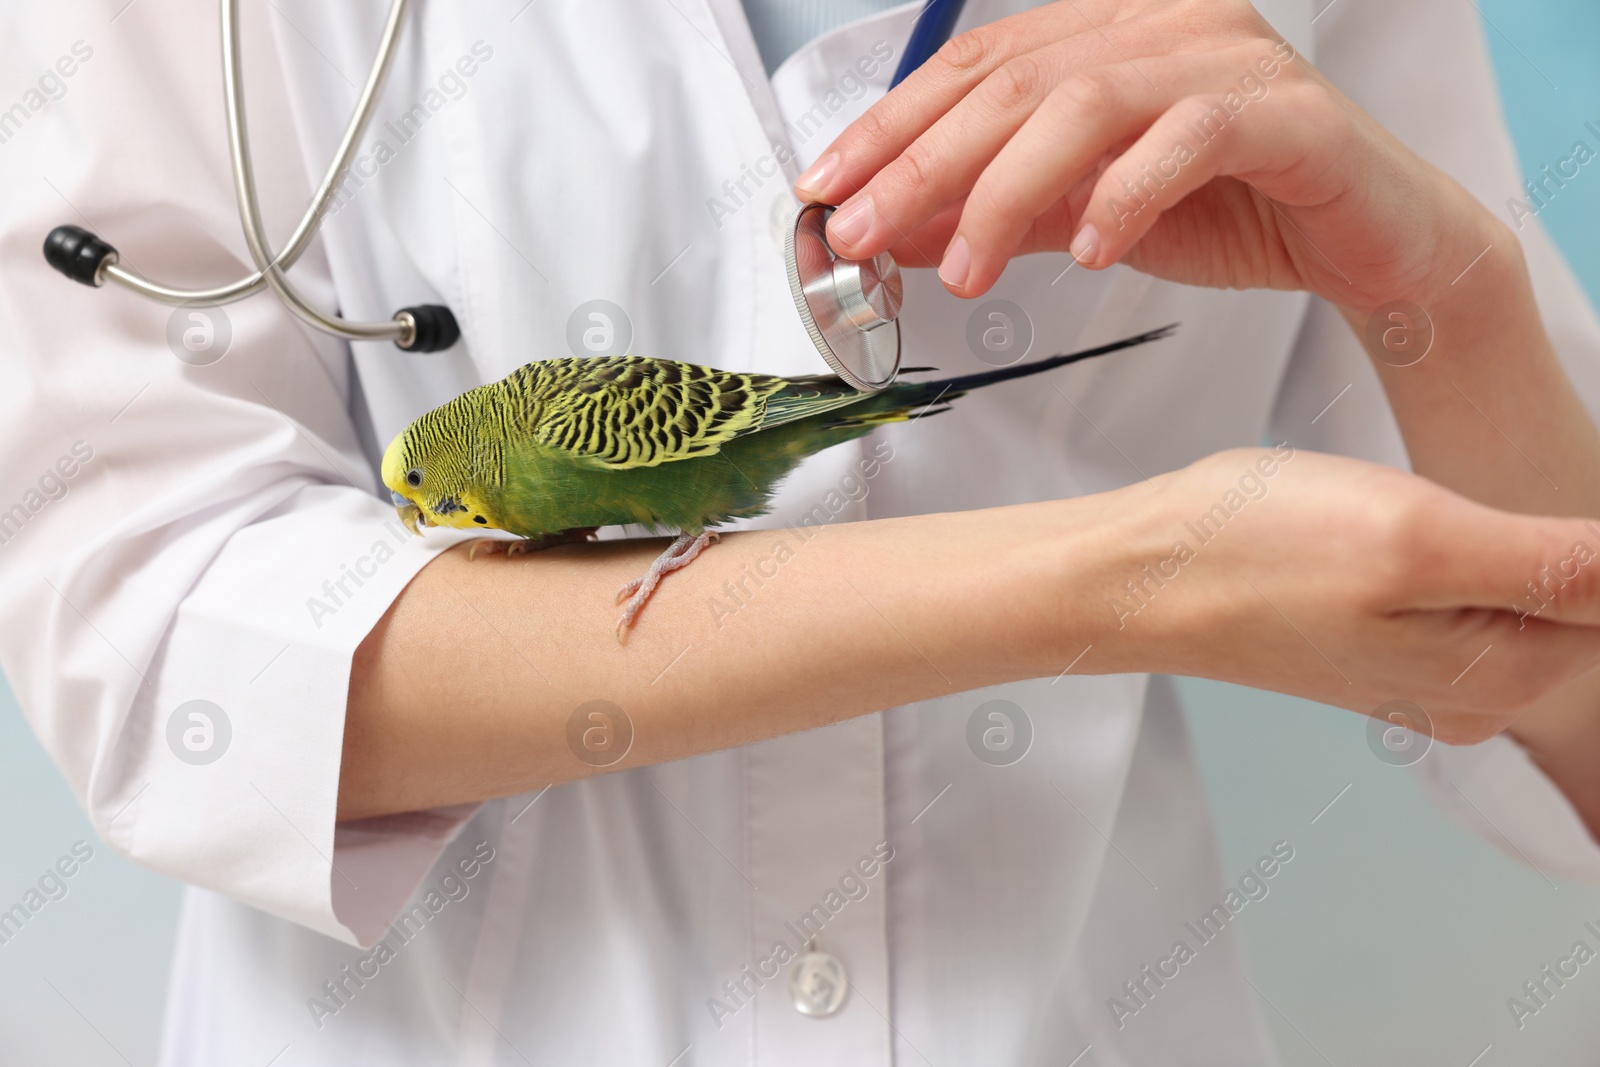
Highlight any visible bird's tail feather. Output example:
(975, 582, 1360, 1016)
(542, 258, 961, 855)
(891, 323, 1176, 408)
(815, 323, 1176, 431)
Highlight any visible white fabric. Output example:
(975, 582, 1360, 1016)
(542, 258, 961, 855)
(0, 0, 1595, 1064)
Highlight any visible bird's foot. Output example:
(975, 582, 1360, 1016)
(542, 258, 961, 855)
(615, 532, 719, 641)
(467, 539, 510, 562)
(468, 528, 598, 561)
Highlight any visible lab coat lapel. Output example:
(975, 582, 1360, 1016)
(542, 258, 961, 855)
(699, 0, 795, 172)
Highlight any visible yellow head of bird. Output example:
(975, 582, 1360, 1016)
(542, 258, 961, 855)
(381, 431, 427, 535)
(381, 419, 497, 534)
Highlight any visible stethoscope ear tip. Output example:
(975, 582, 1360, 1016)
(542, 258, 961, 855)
(395, 305, 461, 353)
(44, 225, 118, 287)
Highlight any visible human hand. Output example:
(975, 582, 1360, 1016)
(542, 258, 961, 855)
(1085, 447, 1600, 744)
(795, 0, 1496, 313)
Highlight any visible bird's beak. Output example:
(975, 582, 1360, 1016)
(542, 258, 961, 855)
(391, 491, 424, 536)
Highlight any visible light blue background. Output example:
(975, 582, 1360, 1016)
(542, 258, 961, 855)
(2, 2, 1598, 1063)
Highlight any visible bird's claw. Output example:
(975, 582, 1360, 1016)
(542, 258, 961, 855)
(468, 528, 598, 561)
(613, 532, 719, 642)
(468, 539, 506, 561)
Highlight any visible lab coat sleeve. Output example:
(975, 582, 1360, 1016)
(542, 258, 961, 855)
(1269, 0, 1600, 882)
(0, 8, 477, 945)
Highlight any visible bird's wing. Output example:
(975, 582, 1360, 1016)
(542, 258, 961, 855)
(516, 358, 872, 470)
(754, 373, 872, 431)
(515, 357, 773, 470)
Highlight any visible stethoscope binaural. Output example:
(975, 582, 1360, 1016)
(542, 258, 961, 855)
(41, 0, 967, 384)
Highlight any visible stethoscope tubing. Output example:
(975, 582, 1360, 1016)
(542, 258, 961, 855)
(111, 0, 408, 316)
(220, 0, 411, 343)
(43, 0, 456, 350)
(43, 0, 968, 355)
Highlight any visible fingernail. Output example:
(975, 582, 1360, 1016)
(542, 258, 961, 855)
(938, 235, 970, 289)
(795, 152, 839, 198)
(1069, 223, 1100, 267)
(828, 196, 874, 248)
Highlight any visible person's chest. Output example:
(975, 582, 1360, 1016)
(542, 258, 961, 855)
(266, 0, 1315, 515)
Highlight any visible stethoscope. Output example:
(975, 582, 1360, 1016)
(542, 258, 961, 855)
(42, 0, 967, 387)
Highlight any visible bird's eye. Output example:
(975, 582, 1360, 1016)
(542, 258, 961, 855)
(405, 467, 423, 488)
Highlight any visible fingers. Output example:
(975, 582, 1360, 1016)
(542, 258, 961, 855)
(1067, 83, 1335, 273)
(879, 199, 967, 268)
(941, 47, 1262, 294)
(1331, 510, 1600, 729)
(823, 38, 1318, 297)
(1482, 516, 1600, 629)
(795, 4, 1095, 198)
(798, 4, 1157, 252)
(1399, 493, 1600, 628)
(817, 46, 1067, 266)
(1356, 609, 1600, 740)
(795, 3, 1316, 295)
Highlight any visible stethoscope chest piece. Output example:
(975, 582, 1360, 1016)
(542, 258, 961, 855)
(785, 203, 903, 391)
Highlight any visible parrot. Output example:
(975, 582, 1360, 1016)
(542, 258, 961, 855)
(382, 324, 1175, 639)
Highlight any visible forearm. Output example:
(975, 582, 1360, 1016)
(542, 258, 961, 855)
(784, 0, 1600, 839)
(1343, 195, 1600, 827)
(340, 497, 1125, 820)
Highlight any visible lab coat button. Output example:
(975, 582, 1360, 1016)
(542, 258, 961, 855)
(789, 950, 849, 1017)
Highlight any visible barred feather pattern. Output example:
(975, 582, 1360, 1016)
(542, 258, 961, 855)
(390, 357, 796, 512)
(501, 357, 788, 470)
(413, 356, 783, 466)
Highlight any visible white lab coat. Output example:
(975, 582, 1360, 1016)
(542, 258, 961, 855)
(1, 0, 1598, 1063)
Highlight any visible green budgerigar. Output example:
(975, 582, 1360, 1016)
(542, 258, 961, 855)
(382, 324, 1175, 638)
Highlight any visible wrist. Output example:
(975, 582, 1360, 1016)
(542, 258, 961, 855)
(1413, 206, 1533, 343)
(1033, 470, 1210, 678)
(1333, 178, 1600, 520)
(1338, 182, 1535, 365)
